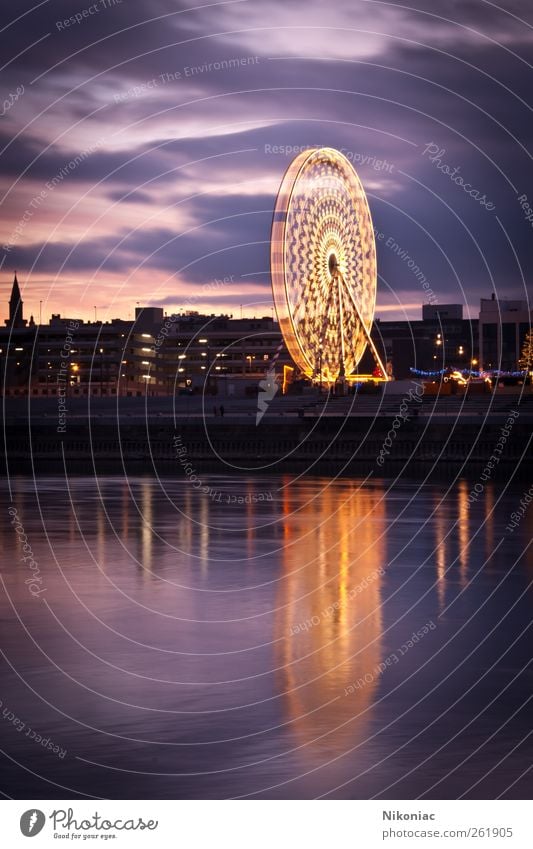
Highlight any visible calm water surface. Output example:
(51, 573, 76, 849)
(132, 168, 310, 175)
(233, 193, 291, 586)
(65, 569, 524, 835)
(1, 475, 532, 799)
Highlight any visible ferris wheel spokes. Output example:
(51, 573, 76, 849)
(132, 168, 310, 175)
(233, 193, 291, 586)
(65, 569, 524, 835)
(339, 273, 387, 377)
(335, 268, 347, 378)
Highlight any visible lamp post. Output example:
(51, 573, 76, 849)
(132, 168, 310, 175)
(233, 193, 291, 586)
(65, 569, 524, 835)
(318, 345, 323, 395)
(434, 333, 443, 377)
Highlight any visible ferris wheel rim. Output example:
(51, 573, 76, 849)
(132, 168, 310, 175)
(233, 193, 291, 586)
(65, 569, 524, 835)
(270, 146, 378, 384)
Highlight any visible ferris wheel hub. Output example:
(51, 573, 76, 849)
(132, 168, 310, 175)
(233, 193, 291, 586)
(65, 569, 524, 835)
(328, 253, 339, 275)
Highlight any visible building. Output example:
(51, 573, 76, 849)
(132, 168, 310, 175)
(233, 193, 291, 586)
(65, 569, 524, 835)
(1, 274, 35, 392)
(479, 295, 531, 372)
(34, 313, 135, 397)
(422, 304, 463, 321)
(4, 272, 33, 329)
(373, 304, 479, 379)
(144, 310, 290, 395)
(3, 275, 528, 395)
(0, 277, 291, 397)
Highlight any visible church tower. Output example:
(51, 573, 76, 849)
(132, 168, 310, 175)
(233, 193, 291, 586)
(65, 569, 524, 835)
(5, 272, 27, 328)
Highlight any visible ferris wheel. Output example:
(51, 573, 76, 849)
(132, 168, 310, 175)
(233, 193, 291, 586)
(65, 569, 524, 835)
(270, 147, 387, 385)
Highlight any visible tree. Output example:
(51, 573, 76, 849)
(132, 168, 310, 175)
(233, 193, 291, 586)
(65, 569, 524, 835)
(518, 328, 533, 372)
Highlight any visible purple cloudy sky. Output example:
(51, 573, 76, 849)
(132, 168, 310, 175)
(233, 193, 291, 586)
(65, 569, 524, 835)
(1, 0, 532, 323)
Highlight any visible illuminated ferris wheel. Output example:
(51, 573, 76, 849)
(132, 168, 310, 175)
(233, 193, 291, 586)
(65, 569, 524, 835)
(271, 147, 387, 385)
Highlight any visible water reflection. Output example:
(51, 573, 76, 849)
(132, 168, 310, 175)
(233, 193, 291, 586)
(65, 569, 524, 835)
(458, 479, 469, 588)
(141, 479, 153, 573)
(435, 504, 447, 613)
(1, 475, 530, 799)
(485, 483, 496, 568)
(275, 482, 384, 754)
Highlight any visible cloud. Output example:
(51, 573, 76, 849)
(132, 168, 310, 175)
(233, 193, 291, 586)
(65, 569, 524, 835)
(1, 0, 532, 322)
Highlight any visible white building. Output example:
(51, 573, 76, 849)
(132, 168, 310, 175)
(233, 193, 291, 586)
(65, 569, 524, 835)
(479, 295, 531, 371)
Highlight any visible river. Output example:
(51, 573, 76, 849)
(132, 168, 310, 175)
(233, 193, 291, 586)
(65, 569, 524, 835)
(1, 475, 531, 799)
